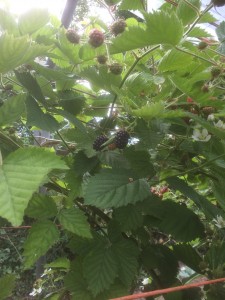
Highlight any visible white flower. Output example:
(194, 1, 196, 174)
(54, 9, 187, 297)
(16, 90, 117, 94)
(214, 120, 225, 129)
(207, 114, 215, 121)
(192, 128, 211, 142)
(142, 278, 150, 285)
(213, 215, 225, 229)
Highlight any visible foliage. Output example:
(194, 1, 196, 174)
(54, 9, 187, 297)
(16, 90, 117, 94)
(1, 0, 225, 299)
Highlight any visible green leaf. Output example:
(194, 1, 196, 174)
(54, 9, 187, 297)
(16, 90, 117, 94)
(188, 27, 213, 38)
(142, 244, 179, 285)
(0, 274, 16, 300)
(124, 147, 155, 178)
(159, 49, 193, 72)
(132, 102, 165, 119)
(173, 244, 202, 273)
(119, 0, 145, 10)
(0, 94, 26, 126)
(205, 242, 225, 270)
(26, 96, 60, 132)
(112, 240, 139, 287)
(98, 151, 130, 169)
(46, 257, 70, 269)
(73, 151, 99, 176)
(65, 258, 92, 300)
(177, 0, 200, 26)
(113, 204, 143, 231)
(18, 9, 49, 35)
(15, 71, 46, 104)
(145, 11, 183, 46)
(216, 21, 225, 55)
(143, 200, 204, 242)
(0, 33, 50, 74)
(25, 194, 58, 219)
(23, 220, 60, 268)
(59, 90, 85, 116)
(0, 147, 67, 226)
(84, 169, 150, 208)
(58, 207, 92, 238)
(0, 9, 18, 35)
(166, 177, 221, 220)
(83, 246, 118, 296)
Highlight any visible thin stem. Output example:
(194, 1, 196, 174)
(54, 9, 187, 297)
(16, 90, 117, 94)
(6, 234, 23, 262)
(71, 87, 97, 98)
(183, 0, 200, 16)
(161, 153, 225, 181)
(56, 130, 72, 152)
(184, 3, 214, 37)
(175, 46, 217, 65)
(109, 45, 160, 116)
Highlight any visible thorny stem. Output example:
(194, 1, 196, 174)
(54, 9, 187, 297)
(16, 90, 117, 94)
(183, 0, 200, 16)
(109, 45, 160, 117)
(184, 3, 214, 37)
(175, 46, 217, 65)
(56, 130, 73, 152)
(161, 153, 225, 182)
(71, 87, 97, 98)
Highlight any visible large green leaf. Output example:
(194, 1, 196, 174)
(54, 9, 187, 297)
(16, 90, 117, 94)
(0, 33, 50, 74)
(25, 194, 58, 219)
(112, 240, 139, 287)
(26, 96, 60, 132)
(119, 0, 145, 10)
(0, 9, 18, 35)
(0, 274, 16, 300)
(143, 200, 204, 242)
(142, 244, 179, 286)
(0, 148, 67, 225)
(166, 177, 221, 220)
(83, 245, 118, 296)
(0, 94, 26, 126)
(113, 204, 143, 231)
(145, 10, 183, 46)
(205, 242, 225, 270)
(84, 169, 150, 208)
(23, 220, 60, 268)
(159, 49, 193, 72)
(177, 0, 200, 26)
(173, 244, 202, 273)
(18, 9, 49, 35)
(64, 258, 92, 300)
(15, 71, 46, 104)
(58, 207, 92, 238)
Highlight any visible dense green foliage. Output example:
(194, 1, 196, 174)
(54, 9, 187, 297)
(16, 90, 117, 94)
(1, 0, 225, 299)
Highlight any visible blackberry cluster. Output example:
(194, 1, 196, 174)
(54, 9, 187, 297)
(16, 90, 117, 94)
(93, 135, 108, 151)
(115, 130, 129, 149)
(66, 29, 80, 44)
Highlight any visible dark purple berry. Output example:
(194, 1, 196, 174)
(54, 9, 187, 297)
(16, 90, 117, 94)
(93, 135, 108, 151)
(114, 130, 129, 149)
(110, 19, 127, 36)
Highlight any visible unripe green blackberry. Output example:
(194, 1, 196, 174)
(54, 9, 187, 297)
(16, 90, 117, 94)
(93, 135, 108, 151)
(211, 67, 221, 78)
(198, 41, 208, 50)
(88, 29, 104, 48)
(66, 29, 80, 44)
(97, 55, 107, 64)
(109, 63, 123, 75)
(110, 19, 127, 36)
(213, 0, 225, 6)
(114, 130, 129, 149)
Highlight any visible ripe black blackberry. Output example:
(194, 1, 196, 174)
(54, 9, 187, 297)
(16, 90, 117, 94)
(93, 135, 108, 151)
(97, 55, 107, 64)
(115, 130, 129, 149)
(109, 63, 123, 75)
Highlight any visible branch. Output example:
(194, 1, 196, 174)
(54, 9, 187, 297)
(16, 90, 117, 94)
(61, 0, 79, 29)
